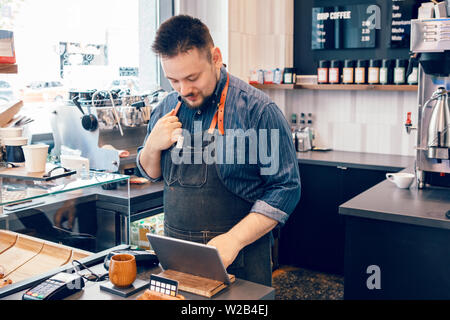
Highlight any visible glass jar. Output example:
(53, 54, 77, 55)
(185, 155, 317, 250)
(342, 60, 355, 84)
(355, 60, 367, 84)
(283, 67, 296, 84)
(394, 59, 407, 85)
(380, 59, 393, 85)
(317, 60, 329, 84)
(407, 59, 418, 85)
(328, 60, 341, 84)
(368, 59, 380, 84)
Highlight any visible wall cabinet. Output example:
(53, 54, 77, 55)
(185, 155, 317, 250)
(279, 163, 399, 275)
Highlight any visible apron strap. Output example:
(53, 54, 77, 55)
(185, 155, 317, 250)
(170, 101, 182, 116)
(208, 73, 229, 135)
(170, 73, 230, 136)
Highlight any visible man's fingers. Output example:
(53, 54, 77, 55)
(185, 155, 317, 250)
(162, 109, 176, 118)
(162, 116, 179, 123)
(169, 121, 182, 129)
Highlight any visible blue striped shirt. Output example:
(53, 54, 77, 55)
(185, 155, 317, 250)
(137, 66, 301, 225)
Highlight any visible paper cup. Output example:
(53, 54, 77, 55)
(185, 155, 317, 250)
(21, 144, 49, 173)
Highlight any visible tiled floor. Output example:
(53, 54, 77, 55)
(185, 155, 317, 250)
(272, 266, 344, 300)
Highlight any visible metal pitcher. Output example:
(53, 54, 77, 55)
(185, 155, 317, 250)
(425, 87, 450, 159)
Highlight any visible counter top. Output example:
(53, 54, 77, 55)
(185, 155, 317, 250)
(297, 150, 414, 171)
(3, 259, 275, 300)
(339, 167, 450, 230)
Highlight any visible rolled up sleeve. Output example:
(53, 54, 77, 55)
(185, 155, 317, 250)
(250, 103, 301, 225)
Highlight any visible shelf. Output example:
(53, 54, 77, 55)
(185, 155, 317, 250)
(0, 64, 18, 74)
(250, 83, 295, 90)
(297, 84, 418, 91)
(0, 170, 129, 207)
(250, 83, 418, 92)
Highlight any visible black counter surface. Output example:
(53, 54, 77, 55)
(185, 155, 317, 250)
(297, 150, 414, 171)
(339, 167, 450, 230)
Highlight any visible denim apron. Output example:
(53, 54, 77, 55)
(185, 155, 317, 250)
(161, 74, 272, 286)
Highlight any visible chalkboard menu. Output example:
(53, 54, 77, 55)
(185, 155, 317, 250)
(389, 0, 425, 48)
(312, 4, 379, 50)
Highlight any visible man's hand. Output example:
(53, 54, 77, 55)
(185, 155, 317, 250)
(146, 110, 182, 152)
(207, 213, 278, 269)
(207, 232, 242, 269)
(139, 109, 182, 179)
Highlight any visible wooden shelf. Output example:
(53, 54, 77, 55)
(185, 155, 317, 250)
(0, 64, 18, 74)
(297, 84, 418, 91)
(250, 83, 295, 90)
(250, 83, 418, 92)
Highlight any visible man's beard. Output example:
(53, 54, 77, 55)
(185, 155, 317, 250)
(181, 93, 214, 110)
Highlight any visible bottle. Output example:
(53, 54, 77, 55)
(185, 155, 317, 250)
(317, 60, 330, 84)
(342, 60, 355, 84)
(355, 60, 367, 84)
(368, 59, 380, 84)
(328, 60, 341, 84)
(407, 59, 419, 85)
(307, 119, 315, 148)
(394, 59, 407, 84)
(380, 59, 393, 85)
(290, 113, 298, 150)
(283, 68, 296, 84)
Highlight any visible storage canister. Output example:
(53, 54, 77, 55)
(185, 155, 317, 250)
(355, 60, 367, 84)
(328, 60, 341, 84)
(317, 60, 330, 84)
(342, 60, 355, 84)
(394, 59, 407, 84)
(380, 59, 393, 85)
(368, 59, 380, 84)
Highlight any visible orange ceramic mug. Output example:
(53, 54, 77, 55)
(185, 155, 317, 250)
(109, 253, 137, 287)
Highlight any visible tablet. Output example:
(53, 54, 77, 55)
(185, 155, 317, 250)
(146, 233, 232, 285)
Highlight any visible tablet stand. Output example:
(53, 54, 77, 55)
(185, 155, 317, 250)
(159, 269, 235, 298)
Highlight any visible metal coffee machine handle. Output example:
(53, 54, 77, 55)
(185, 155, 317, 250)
(92, 91, 124, 136)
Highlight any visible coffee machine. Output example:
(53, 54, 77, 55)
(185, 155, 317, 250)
(410, 18, 450, 188)
(51, 89, 166, 173)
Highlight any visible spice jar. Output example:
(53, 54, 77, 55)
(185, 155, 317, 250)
(394, 59, 407, 85)
(328, 60, 341, 84)
(355, 60, 367, 84)
(317, 60, 329, 84)
(380, 59, 393, 85)
(342, 60, 355, 84)
(368, 59, 380, 84)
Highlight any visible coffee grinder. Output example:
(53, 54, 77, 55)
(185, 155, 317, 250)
(409, 18, 450, 188)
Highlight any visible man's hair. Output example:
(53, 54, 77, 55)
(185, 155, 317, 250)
(152, 15, 214, 60)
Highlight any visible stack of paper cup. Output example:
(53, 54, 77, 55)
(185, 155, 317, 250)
(0, 127, 25, 164)
(0, 127, 23, 144)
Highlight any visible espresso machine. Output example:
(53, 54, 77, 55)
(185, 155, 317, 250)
(51, 89, 166, 173)
(410, 18, 450, 188)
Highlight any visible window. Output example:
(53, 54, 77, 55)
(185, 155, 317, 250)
(0, 0, 160, 134)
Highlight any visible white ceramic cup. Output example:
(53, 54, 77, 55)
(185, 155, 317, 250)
(21, 144, 49, 173)
(386, 172, 415, 189)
